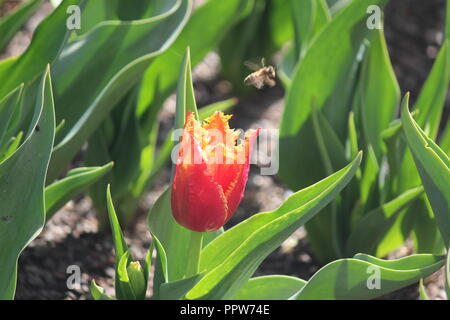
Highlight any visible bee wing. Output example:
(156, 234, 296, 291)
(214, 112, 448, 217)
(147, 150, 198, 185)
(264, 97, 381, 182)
(244, 60, 261, 71)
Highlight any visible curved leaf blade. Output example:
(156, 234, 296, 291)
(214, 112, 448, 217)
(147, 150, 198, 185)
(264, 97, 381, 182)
(186, 153, 362, 300)
(295, 254, 444, 300)
(0, 0, 81, 99)
(45, 162, 113, 219)
(233, 275, 307, 300)
(279, 0, 388, 190)
(401, 94, 450, 247)
(48, 0, 191, 180)
(0, 68, 55, 299)
(0, 0, 43, 52)
(346, 186, 424, 257)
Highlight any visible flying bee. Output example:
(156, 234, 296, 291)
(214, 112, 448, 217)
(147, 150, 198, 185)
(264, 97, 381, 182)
(244, 58, 276, 89)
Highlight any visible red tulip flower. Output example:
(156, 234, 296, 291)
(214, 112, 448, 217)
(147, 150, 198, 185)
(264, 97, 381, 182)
(171, 111, 260, 232)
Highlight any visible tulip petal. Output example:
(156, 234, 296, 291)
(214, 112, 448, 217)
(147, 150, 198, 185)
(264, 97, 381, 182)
(172, 116, 229, 232)
(223, 129, 260, 222)
(203, 112, 232, 136)
(172, 162, 228, 232)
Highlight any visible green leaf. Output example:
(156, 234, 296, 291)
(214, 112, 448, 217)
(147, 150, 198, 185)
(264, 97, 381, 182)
(151, 233, 168, 300)
(360, 29, 400, 160)
(419, 279, 430, 300)
(54, 119, 65, 137)
(311, 107, 347, 175)
(289, 0, 330, 60)
(0, 68, 55, 299)
(76, 0, 175, 34)
(143, 244, 152, 286)
(0, 84, 23, 151)
(0, 0, 80, 100)
(279, 0, 388, 191)
(136, 0, 248, 118)
(174, 47, 199, 130)
(396, 41, 450, 195)
(160, 273, 204, 300)
(129, 126, 171, 206)
(117, 251, 136, 300)
(347, 112, 359, 165)
(49, 0, 62, 7)
(358, 145, 379, 210)
(0, 0, 43, 52)
(48, 0, 191, 181)
(411, 195, 444, 254)
(382, 119, 403, 197)
(440, 120, 450, 155)
(278, 45, 296, 86)
(84, 126, 112, 221)
(329, 0, 352, 15)
(198, 98, 237, 120)
(307, 107, 347, 260)
(446, 248, 450, 298)
(103, 92, 141, 203)
(90, 280, 116, 300)
(85, 90, 141, 224)
(326, 0, 341, 9)
(106, 185, 128, 263)
(45, 162, 113, 219)
(401, 94, 450, 248)
(148, 188, 194, 282)
(0, 131, 23, 162)
(217, 0, 268, 91)
(295, 254, 444, 300)
(105, 185, 135, 299)
(127, 261, 147, 300)
(233, 275, 307, 300)
(79, 1, 193, 214)
(202, 228, 223, 248)
(185, 153, 362, 300)
(346, 186, 424, 257)
(265, 0, 295, 52)
(413, 40, 450, 140)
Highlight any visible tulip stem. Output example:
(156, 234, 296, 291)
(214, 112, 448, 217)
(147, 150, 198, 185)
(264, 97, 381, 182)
(186, 231, 203, 277)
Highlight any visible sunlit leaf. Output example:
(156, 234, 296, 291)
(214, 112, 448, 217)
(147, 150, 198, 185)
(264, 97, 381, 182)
(295, 254, 444, 300)
(0, 69, 55, 299)
(186, 154, 361, 299)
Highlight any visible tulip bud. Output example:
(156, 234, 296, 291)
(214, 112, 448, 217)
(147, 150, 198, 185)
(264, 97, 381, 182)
(171, 111, 259, 232)
(127, 261, 146, 299)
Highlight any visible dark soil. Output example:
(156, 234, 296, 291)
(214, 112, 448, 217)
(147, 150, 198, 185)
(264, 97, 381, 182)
(384, 0, 450, 131)
(2, 0, 448, 299)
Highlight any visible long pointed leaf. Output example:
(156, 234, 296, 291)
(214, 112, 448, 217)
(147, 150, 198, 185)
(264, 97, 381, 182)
(401, 94, 450, 248)
(186, 153, 362, 300)
(0, 68, 55, 299)
(295, 254, 444, 300)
